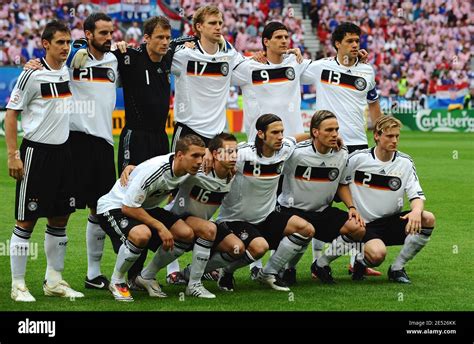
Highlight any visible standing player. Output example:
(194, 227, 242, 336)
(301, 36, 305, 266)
(25, 13, 120, 290)
(342, 116, 436, 283)
(301, 22, 383, 274)
(6, 21, 84, 301)
(277, 110, 366, 284)
(170, 5, 244, 148)
(165, 133, 245, 297)
(217, 114, 314, 292)
(96, 135, 205, 301)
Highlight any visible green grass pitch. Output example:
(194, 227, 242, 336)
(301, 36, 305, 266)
(0, 131, 473, 311)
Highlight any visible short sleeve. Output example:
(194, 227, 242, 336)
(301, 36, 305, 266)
(231, 58, 251, 86)
(7, 70, 35, 111)
(300, 60, 321, 85)
(405, 161, 426, 201)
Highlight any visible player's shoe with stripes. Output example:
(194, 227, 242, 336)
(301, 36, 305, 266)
(166, 271, 187, 285)
(388, 266, 411, 284)
(134, 275, 167, 298)
(256, 270, 290, 291)
(217, 269, 235, 292)
(351, 260, 367, 281)
(84, 275, 110, 290)
(109, 282, 133, 302)
(202, 269, 220, 281)
(280, 267, 297, 286)
(11, 284, 36, 302)
(185, 282, 216, 299)
(310, 260, 335, 284)
(43, 280, 85, 298)
(348, 264, 382, 277)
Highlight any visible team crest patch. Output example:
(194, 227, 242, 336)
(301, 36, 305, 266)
(328, 168, 339, 181)
(388, 177, 402, 191)
(220, 63, 229, 76)
(354, 77, 367, 91)
(276, 163, 283, 174)
(120, 218, 129, 229)
(107, 69, 116, 82)
(27, 201, 38, 211)
(239, 231, 249, 241)
(285, 67, 295, 80)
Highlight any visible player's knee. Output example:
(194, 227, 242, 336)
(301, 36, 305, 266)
(198, 221, 217, 241)
(248, 237, 269, 259)
(422, 211, 436, 228)
(289, 216, 314, 237)
(365, 246, 386, 266)
(174, 224, 195, 243)
(343, 221, 365, 241)
(16, 220, 36, 231)
(128, 225, 152, 247)
(300, 222, 315, 238)
(48, 215, 69, 228)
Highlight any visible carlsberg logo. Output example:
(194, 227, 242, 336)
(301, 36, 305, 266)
(416, 110, 474, 132)
(18, 318, 56, 337)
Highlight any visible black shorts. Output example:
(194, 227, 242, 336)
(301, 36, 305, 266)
(171, 122, 212, 151)
(278, 206, 347, 242)
(219, 211, 293, 250)
(180, 214, 233, 250)
(362, 211, 410, 246)
(69, 131, 116, 209)
(118, 126, 169, 174)
(98, 207, 182, 253)
(15, 139, 75, 221)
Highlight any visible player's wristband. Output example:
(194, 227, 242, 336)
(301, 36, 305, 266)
(348, 206, 356, 210)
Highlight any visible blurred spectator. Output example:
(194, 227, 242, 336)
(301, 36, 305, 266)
(227, 86, 239, 109)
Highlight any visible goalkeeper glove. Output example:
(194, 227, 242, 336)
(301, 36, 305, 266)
(66, 38, 88, 69)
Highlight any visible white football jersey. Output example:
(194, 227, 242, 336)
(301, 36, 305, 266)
(301, 57, 378, 146)
(344, 148, 425, 223)
(7, 58, 72, 144)
(218, 137, 296, 224)
(97, 153, 190, 214)
(69, 51, 119, 145)
(232, 55, 312, 141)
(171, 40, 244, 138)
(165, 169, 233, 220)
(278, 140, 348, 212)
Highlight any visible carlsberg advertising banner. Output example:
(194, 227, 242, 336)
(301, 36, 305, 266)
(393, 109, 474, 132)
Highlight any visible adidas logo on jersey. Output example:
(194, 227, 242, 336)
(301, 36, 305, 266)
(320, 162, 326, 167)
(379, 169, 386, 174)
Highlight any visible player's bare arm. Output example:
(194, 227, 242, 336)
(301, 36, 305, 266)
(368, 100, 383, 125)
(120, 165, 135, 186)
(23, 58, 43, 70)
(401, 198, 424, 235)
(336, 184, 365, 227)
(121, 205, 174, 250)
(5, 109, 23, 180)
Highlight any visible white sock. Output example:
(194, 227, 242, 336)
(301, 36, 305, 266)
(286, 243, 309, 269)
(44, 225, 67, 285)
(224, 250, 256, 274)
(86, 214, 106, 280)
(10, 225, 32, 287)
(166, 259, 181, 275)
(141, 241, 191, 280)
(188, 237, 213, 285)
(250, 258, 263, 270)
(317, 235, 354, 267)
(263, 234, 310, 275)
(312, 238, 325, 262)
(111, 240, 143, 284)
(205, 251, 235, 272)
(391, 228, 433, 271)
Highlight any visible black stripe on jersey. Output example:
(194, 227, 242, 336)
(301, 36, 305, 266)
(186, 60, 230, 77)
(243, 161, 284, 177)
(141, 165, 170, 190)
(321, 69, 368, 91)
(72, 67, 116, 83)
(18, 70, 35, 91)
(354, 170, 402, 191)
(252, 67, 296, 84)
(295, 166, 340, 182)
(189, 185, 227, 205)
(40, 81, 72, 98)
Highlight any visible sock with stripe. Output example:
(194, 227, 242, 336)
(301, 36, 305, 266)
(205, 251, 236, 272)
(263, 233, 311, 275)
(188, 237, 214, 285)
(141, 240, 192, 280)
(166, 259, 181, 276)
(317, 234, 354, 267)
(224, 250, 256, 274)
(312, 238, 325, 262)
(111, 240, 143, 284)
(391, 227, 434, 271)
(86, 214, 106, 280)
(10, 225, 33, 287)
(44, 225, 67, 285)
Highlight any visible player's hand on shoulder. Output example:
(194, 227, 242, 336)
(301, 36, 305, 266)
(112, 41, 128, 54)
(401, 209, 422, 234)
(358, 49, 368, 63)
(183, 41, 196, 49)
(335, 136, 344, 151)
(8, 150, 24, 180)
(202, 148, 213, 174)
(286, 48, 303, 64)
(24, 58, 43, 71)
(120, 165, 135, 186)
(252, 51, 268, 64)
